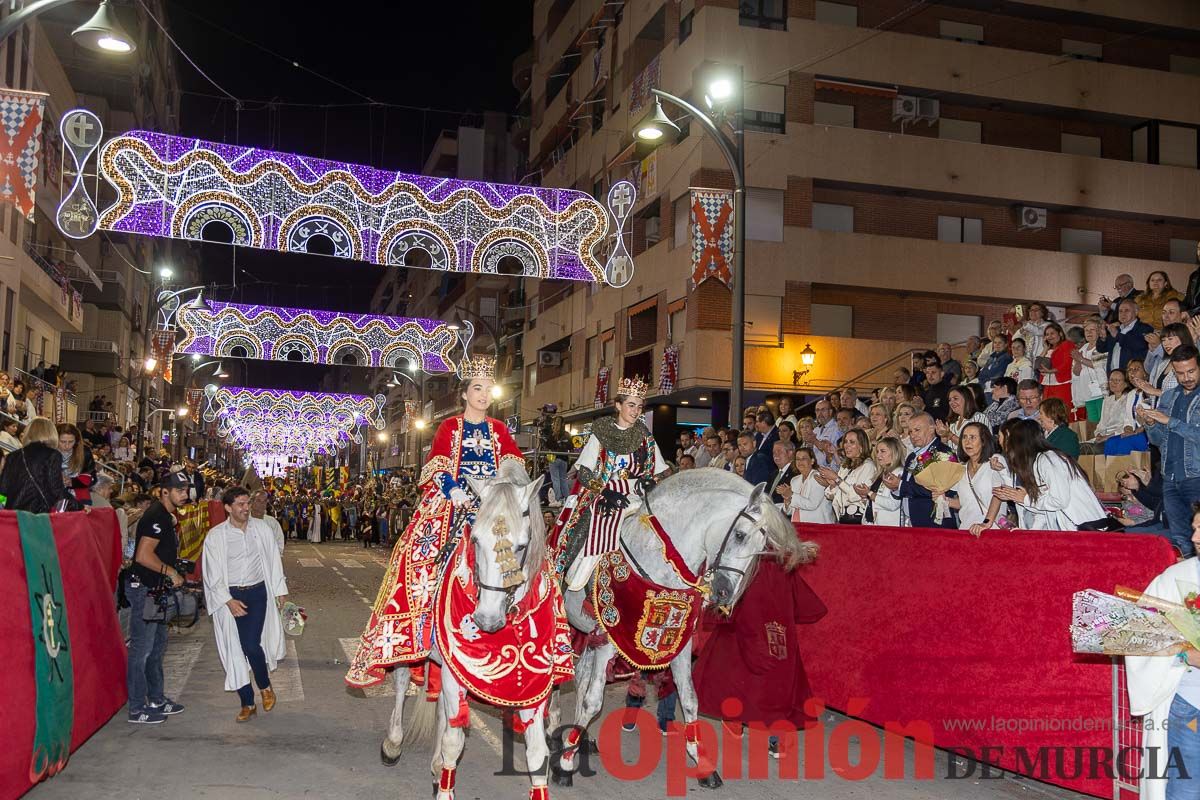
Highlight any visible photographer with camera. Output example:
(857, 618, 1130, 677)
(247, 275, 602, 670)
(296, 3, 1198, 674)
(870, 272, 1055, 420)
(126, 471, 190, 724)
(202, 486, 289, 722)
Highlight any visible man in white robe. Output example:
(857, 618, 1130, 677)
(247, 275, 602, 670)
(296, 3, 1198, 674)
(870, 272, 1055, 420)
(307, 496, 322, 543)
(203, 487, 289, 722)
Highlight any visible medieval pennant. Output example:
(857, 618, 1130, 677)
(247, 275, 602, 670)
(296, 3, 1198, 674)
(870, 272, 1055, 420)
(0, 89, 47, 221)
(689, 188, 734, 290)
(594, 550, 703, 670)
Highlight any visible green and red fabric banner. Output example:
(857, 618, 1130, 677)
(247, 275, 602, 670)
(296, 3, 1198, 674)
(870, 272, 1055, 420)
(0, 508, 122, 798)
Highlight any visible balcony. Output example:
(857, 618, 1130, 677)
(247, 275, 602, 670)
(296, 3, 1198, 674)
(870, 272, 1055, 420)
(16, 245, 84, 333)
(79, 270, 127, 310)
(59, 337, 123, 377)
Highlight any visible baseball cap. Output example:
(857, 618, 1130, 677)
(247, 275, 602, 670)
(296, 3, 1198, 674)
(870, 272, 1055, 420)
(163, 471, 190, 490)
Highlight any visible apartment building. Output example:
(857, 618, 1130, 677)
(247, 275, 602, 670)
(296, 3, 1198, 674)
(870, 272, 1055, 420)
(0, 2, 191, 445)
(521, 0, 1200, 433)
(371, 112, 530, 469)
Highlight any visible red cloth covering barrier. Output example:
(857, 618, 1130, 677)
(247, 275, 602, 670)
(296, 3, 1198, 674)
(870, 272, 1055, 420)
(792, 523, 1176, 798)
(0, 508, 122, 799)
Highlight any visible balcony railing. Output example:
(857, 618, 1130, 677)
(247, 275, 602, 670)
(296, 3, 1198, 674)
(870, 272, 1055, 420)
(62, 337, 120, 354)
(23, 240, 84, 319)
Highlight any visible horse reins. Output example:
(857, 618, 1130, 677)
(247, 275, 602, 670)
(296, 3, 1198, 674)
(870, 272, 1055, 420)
(635, 488, 764, 586)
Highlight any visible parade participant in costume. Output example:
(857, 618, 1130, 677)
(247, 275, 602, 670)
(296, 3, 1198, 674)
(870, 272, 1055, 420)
(550, 375, 669, 588)
(346, 354, 526, 688)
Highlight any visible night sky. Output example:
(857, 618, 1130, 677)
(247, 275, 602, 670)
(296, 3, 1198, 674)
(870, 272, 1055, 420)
(162, 1, 533, 387)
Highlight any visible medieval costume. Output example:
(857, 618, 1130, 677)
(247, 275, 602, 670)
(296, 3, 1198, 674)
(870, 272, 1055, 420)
(550, 376, 668, 588)
(693, 558, 826, 729)
(345, 356, 526, 688)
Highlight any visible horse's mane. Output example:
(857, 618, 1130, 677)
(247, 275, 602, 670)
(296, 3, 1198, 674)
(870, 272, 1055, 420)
(487, 460, 546, 583)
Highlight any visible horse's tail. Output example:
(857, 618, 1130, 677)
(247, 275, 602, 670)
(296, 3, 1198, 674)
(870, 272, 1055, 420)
(406, 691, 439, 750)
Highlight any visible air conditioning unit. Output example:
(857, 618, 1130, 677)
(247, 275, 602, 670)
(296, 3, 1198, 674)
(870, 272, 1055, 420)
(1018, 206, 1048, 231)
(916, 98, 940, 121)
(892, 95, 918, 122)
(538, 350, 562, 367)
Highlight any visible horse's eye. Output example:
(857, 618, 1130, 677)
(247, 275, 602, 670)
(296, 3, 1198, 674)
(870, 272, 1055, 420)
(735, 530, 747, 542)
(514, 544, 527, 552)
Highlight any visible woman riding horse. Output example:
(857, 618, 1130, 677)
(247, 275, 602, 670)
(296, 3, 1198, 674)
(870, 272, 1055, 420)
(550, 375, 668, 587)
(346, 354, 526, 689)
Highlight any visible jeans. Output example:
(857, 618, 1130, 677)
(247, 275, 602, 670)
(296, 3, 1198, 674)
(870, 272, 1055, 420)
(1162, 477, 1200, 557)
(548, 458, 570, 504)
(626, 688, 677, 730)
(1168, 694, 1200, 799)
(230, 582, 272, 706)
(125, 579, 168, 713)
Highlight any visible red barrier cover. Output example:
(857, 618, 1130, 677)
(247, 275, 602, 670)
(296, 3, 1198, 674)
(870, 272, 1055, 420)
(0, 509, 123, 799)
(793, 524, 1176, 798)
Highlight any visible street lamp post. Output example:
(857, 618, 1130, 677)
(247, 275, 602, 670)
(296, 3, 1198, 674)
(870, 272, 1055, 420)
(387, 363, 425, 467)
(636, 67, 746, 428)
(135, 271, 208, 461)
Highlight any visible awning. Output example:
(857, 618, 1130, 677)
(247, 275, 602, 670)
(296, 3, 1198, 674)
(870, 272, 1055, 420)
(814, 78, 897, 98)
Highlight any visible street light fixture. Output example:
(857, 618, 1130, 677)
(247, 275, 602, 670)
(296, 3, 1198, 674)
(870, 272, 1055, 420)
(143, 356, 157, 372)
(414, 419, 427, 430)
(634, 66, 746, 428)
(376, 431, 389, 444)
(158, 266, 173, 280)
(71, 1, 137, 53)
(175, 405, 189, 417)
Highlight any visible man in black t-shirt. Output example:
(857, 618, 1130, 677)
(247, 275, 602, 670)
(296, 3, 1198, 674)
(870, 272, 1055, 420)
(126, 471, 190, 724)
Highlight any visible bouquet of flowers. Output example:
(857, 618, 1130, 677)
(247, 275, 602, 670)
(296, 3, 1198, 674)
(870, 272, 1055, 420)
(280, 601, 308, 638)
(913, 450, 963, 523)
(1071, 584, 1200, 656)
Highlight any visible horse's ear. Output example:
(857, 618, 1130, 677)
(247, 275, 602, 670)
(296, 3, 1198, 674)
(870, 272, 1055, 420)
(523, 475, 545, 507)
(748, 482, 768, 508)
(465, 476, 488, 498)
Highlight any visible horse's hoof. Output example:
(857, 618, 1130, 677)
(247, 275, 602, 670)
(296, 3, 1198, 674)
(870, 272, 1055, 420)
(551, 768, 574, 787)
(586, 738, 600, 755)
(698, 772, 724, 790)
(380, 742, 402, 767)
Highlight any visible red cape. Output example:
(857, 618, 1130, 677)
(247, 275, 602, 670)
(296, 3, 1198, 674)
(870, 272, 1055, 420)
(693, 560, 826, 728)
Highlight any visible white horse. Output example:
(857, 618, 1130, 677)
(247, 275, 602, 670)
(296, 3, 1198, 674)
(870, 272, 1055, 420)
(378, 461, 557, 800)
(550, 469, 815, 790)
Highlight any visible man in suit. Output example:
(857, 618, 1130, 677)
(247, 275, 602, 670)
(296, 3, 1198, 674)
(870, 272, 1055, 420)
(1096, 298, 1155, 373)
(765, 440, 798, 506)
(741, 432, 774, 487)
(752, 410, 779, 453)
(881, 413, 957, 529)
(1098, 274, 1140, 325)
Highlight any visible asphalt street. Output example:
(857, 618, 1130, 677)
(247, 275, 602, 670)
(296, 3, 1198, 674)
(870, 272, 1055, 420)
(29, 539, 1088, 800)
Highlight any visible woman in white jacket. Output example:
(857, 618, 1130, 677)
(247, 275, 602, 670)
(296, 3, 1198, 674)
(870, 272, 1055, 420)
(1126, 512, 1200, 800)
(994, 418, 1105, 530)
(857, 437, 904, 526)
(203, 487, 289, 722)
(932, 422, 1010, 534)
(818, 429, 876, 524)
(784, 446, 834, 524)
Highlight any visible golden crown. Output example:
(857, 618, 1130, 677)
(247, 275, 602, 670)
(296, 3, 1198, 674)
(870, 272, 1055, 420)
(458, 354, 496, 382)
(617, 375, 649, 401)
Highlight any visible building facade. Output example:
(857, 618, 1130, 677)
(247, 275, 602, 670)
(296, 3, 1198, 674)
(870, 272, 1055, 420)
(522, 0, 1200, 430)
(0, 2, 192, 455)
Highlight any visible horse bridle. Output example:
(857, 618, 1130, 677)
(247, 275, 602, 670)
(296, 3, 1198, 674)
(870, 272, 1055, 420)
(471, 505, 532, 606)
(639, 487, 766, 585)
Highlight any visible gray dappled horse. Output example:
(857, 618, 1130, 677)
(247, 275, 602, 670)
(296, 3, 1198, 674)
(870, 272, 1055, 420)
(550, 469, 816, 790)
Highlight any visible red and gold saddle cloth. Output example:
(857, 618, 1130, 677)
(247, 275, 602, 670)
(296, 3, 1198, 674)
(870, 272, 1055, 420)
(593, 514, 705, 670)
(436, 537, 575, 708)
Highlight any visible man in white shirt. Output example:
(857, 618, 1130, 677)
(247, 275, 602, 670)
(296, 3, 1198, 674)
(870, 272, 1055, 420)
(812, 399, 841, 468)
(203, 487, 289, 722)
(701, 434, 725, 470)
(676, 429, 704, 467)
(251, 489, 286, 554)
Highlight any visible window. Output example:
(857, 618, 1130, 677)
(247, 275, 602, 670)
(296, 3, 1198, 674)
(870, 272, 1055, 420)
(939, 118, 982, 143)
(937, 314, 982, 344)
(746, 188, 783, 241)
(1170, 55, 1200, 76)
(939, 20, 983, 44)
(1170, 238, 1198, 264)
(815, 1, 857, 26)
(814, 101, 854, 128)
(1061, 133, 1102, 157)
(600, 334, 613, 366)
(937, 216, 982, 244)
(1061, 228, 1103, 255)
(739, 0, 785, 31)
(746, 295, 782, 343)
(1133, 125, 1149, 163)
(673, 194, 690, 249)
(811, 304, 853, 337)
(812, 203, 853, 233)
(679, 10, 694, 42)
(1062, 39, 1102, 62)
(669, 307, 686, 344)
(744, 83, 786, 134)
